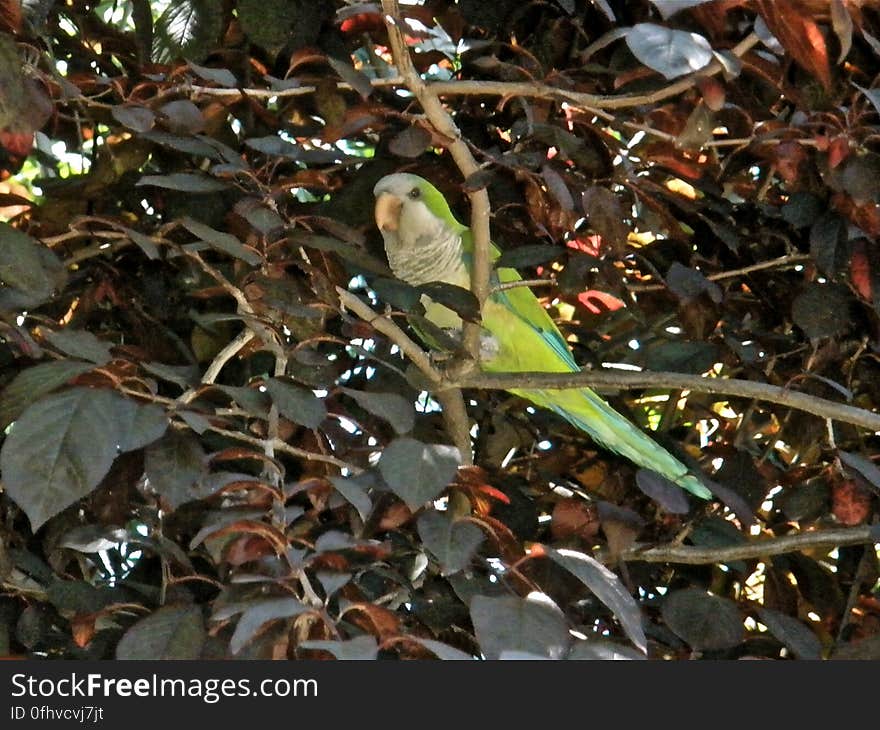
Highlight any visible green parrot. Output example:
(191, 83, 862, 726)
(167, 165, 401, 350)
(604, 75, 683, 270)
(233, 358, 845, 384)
(373, 172, 711, 499)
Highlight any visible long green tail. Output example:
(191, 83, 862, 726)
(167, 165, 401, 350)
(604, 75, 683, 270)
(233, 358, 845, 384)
(511, 386, 712, 499)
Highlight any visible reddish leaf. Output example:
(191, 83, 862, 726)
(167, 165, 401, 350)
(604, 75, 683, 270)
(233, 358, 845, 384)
(832, 480, 872, 526)
(341, 603, 401, 641)
(550, 498, 600, 542)
(755, 0, 831, 89)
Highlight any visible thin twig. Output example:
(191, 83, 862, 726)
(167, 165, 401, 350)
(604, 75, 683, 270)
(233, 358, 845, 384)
(336, 287, 443, 386)
(492, 278, 557, 294)
(201, 329, 255, 387)
(629, 254, 812, 292)
(205, 423, 358, 473)
(616, 525, 877, 565)
(174, 32, 760, 116)
(454, 369, 880, 432)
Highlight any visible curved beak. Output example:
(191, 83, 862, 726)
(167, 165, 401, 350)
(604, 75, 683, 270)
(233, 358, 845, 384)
(375, 192, 402, 232)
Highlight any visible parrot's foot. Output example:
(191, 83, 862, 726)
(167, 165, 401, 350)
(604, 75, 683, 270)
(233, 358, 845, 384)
(478, 332, 500, 362)
(442, 355, 478, 380)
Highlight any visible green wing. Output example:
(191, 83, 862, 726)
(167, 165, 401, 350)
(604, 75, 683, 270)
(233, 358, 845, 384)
(461, 230, 710, 499)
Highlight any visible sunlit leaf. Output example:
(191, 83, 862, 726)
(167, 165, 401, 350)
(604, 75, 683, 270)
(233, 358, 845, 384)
(470, 594, 570, 660)
(625, 24, 713, 80)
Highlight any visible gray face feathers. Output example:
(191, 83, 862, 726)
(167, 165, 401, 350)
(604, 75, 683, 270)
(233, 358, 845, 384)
(372, 173, 466, 287)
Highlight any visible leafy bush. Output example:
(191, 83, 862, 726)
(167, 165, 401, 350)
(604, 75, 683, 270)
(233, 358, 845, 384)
(0, 0, 879, 660)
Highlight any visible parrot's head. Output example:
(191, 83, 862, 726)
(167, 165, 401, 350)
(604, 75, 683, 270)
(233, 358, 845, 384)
(373, 173, 464, 260)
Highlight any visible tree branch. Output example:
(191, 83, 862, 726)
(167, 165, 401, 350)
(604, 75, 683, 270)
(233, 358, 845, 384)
(380, 0, 491, 357)
(336, 286, 473, 463)
(177, 32, 760, 117)
(377, 0, 490, 464)
(618, 525, 877, 565)
(453, 369, 880, 432)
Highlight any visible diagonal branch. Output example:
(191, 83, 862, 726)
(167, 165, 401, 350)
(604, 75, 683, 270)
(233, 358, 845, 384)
(380, 0, 490, 359)
(453, 369, 880, 431)
(336, 287, 473, 463)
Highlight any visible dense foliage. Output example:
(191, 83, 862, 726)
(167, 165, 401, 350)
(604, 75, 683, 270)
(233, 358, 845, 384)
(1, 0, 880, 660)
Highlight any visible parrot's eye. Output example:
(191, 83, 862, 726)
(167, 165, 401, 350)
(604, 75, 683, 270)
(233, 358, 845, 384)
(408, 187, 421, 199)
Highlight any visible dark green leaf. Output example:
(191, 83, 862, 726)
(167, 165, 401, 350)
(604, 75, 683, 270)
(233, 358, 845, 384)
(188, 61, 236, 87)
(142, 131, 225, 160)
(142, 361, 199, 390)
(327, 57, 373, 99)
(341, 388, 415, 434)
(839, 153, 880, 204)
(264, 378, 326, 429)
(417, 510, 484, 575)
(0, 361, 94, 430)
(389, 126, 432, 158)
(242, 205, 285, 236)
(245, 135, 303, 160)
(154, 0, 223, 63)
(113, 398, 169, 453)
(546, 547, 647, 653)
(371, 277, 424, 312)
(123, 228, 161, 260)
(159, 99, 205, 135)
(299, 635, 378, 659)
(661, 589, 744, 650)
(666, 262, 722, 304)
(782, 192, 823, 228)
(838, 450, 880, 492)
(542, 165, 574, 211)
(778, 478, 830, 522)
(180, 217, 262, 266)
(0, 388, 168, 530)
(635, 470, 690, 513)
(290, 232, 392, 277)
(43, 329, 112, 365)
(463, 169, 498, 192)
(116, 605, 206, 659)
(230, 598, 307, 654)
(0, 222, 66, 310)
(496, 244, 564, 270)
(856, 83, 880, 117)
(419, 282, 481, 323)
(47, 580, 118, 614)
(144, 430, 208, 510)
(236, 0, 314, 54)
(809, 213, 846, 276)
(137, 173, 228, 193)
(792, 283, 852, 339)
(470, 594, 571, 660)
(757, 607, 822, 660)
(111, 105, 156, 132)
(377, 437, 461, 509)
(330, 476, 373, 523)
(640, 339, 719, 374)
(215, 385, 271, 417)
(582, 186, 628, 253)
